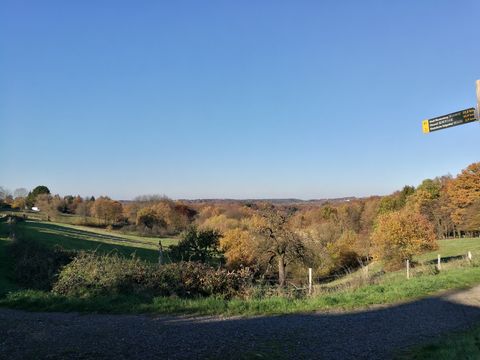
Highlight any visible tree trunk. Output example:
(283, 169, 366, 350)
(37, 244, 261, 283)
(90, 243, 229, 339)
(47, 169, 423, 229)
(278, 254, 286, 287)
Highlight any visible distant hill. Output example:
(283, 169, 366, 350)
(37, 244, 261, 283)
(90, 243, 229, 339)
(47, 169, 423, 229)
(176, 197, 358, 205)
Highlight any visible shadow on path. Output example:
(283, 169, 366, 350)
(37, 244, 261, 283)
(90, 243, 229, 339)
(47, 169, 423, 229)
(1, 286, 480, 360)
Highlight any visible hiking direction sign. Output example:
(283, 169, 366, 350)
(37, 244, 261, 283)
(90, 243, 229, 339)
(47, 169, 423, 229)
(422, 108, 477, 133)
(422, 80, 480, 134)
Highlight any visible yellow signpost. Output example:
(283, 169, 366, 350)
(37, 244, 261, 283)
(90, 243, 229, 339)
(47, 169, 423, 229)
(422, 120, 430, 134)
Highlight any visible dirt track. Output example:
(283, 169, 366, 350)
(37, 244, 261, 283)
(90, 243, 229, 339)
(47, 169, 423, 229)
(1, 286, 480, 359)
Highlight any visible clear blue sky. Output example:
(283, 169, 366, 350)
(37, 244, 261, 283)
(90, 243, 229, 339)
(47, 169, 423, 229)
(1, 0, 479, 200)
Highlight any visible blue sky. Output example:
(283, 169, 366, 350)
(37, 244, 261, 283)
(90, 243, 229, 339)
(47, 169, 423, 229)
(1, 0, 479, 199)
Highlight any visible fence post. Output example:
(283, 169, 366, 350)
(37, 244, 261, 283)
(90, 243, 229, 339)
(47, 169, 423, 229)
(406, 260, 410, 279)
(308, 268, 313, 295)
(468, 251, 472, 261)
(158, 240, 163, 265)
(437, 254, 441, 270)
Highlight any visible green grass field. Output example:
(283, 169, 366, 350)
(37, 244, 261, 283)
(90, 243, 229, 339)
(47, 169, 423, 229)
(417, 237, 480, 263)
(13, 220, 176, 263)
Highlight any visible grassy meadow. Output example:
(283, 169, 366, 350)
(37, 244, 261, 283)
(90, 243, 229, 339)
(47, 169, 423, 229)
(417, 237, 480, 262)
(13, 220, 176, 263)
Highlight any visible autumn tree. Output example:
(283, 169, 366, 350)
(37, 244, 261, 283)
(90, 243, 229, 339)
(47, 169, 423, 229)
(378, 185, 415, 214)
(136, 207, 166, 229)
(220, 227, 257, 269)
(433, 188, 455, 239)
(11, 197, 26, 210)
(123, 203, 141, 224)
(356, 196, 381, 257)
(70, 195, 84, 214)
(371, 208, 437, 270)
(407, 177, 454, 239)
(446, 162, 480, 233)
(75, 200, 92, 222)
(303, 219, 352, 276)
(133, 199, 195, 235)
(35, 193, 58, 220)
(92, 197, 123, 225)
(251, 207, 307, 286)
(200, 214, 240, 233)
(464, 198, 480, 234)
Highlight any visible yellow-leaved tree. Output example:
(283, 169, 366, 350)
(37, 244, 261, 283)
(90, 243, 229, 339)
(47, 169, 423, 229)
(446, 162, 480, 233)
(220, 227, 256, 269)
(371, 208, 437, 270)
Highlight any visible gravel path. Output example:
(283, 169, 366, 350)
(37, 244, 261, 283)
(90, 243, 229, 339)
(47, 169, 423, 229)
(1, 286, 480, 360)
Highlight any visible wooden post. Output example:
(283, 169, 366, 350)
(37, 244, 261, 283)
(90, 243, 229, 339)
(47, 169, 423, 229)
(437, 254, 441, 270)
(406, 260, 410, 279)
(158, 240, 163, 265)
(476, 80, 480, 120)
(308, 268, 313, 295)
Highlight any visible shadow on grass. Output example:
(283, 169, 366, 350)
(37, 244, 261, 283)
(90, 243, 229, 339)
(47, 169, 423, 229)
(13, 221, 160, 263)
(425, 255, 467, 265)
(1, 290, 480, 359)
(0, 238, 17, 296)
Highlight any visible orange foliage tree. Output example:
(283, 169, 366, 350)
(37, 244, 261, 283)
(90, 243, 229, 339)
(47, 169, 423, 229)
(371, 208, 437, 270)
(92, 197, 123, 225)
(446, 162, 480, 232)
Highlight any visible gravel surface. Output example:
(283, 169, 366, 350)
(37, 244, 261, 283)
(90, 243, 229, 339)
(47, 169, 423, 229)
(1, 286, 480, 360)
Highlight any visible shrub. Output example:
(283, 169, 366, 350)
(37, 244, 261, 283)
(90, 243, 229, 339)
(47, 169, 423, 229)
(53, 253, 152, 297)
(8, 237, 75, 290)
(53, 253, 254, 299)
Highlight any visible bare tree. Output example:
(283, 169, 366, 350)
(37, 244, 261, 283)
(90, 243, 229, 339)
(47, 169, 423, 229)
(13, 188, 28, 199)
(253, 206, 307, 287)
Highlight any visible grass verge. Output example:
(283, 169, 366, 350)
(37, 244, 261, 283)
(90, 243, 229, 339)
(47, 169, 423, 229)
(397, 323, 480, 359)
